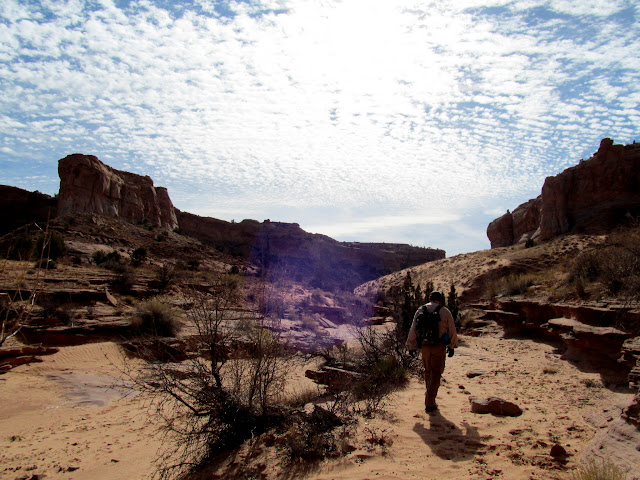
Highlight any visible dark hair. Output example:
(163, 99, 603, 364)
(429, 291, 443, 302)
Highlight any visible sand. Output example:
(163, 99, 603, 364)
(0, 335, 636, 480)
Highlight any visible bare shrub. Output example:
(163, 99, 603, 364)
(129, 274, 296, 479)
(155, 263, 177, 291)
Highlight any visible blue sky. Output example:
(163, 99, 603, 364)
(1, 0, 638, 256)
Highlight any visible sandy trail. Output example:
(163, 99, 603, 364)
(307, 335, 634, 480)
(0, 336, 634, 480)
(0, 343, 159, 480)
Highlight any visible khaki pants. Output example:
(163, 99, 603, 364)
(421, 343, 447, 408)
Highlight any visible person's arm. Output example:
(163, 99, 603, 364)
(406, 308, 421, 351)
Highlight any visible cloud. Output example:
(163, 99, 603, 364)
(0, 0, 638, 255)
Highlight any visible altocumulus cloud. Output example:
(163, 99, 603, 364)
(0, 0, 639, 255)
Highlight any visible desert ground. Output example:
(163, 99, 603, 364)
(1, 327, 635, 480)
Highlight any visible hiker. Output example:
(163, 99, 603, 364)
(406, 290, 458, 413)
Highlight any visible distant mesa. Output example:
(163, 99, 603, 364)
(57, 153, 178, 230)
(488, 138, 640, 248)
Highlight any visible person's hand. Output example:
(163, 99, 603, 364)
(447, 347, 455, 357)
(409, 350, 416, 357)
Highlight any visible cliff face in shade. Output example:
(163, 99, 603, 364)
(0, 186, 57, 237)
(57, 154, 178, 230)
(487, 139, 640, 248)
(176, 211, 445, 291)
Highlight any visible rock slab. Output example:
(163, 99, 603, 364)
(470, 396, 523, 416)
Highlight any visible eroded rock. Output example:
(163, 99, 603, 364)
(470, 396, 523, 416)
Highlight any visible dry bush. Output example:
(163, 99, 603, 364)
(321, 323, 414, 417)
(131, 298, 182, 337)
(1, 222, 52, 346)
(565, 459, 627, 480)
(568, 226, 640, 309)
(486, 273, 536, 297)
(155, 263, 176, 291)
(128, 275, 299, 480)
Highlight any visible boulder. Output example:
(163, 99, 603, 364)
(57, 154, 178, 230)
(470, 396, 523, 416)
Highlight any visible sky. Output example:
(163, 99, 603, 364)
(1, 0, 639, 256)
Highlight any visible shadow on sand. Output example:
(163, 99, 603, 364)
(413, 411, 485, 461)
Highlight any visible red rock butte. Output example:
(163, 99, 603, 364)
(488, 138, 640, 248)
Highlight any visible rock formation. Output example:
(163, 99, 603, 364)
(0, 186, 57, 237)
(57, 154, 178, 230)
(51, 153, 445, 290)
(177, 211, 445, 290)
(487, 139, 640, 248)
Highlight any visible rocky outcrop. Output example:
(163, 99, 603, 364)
(57, 154, 178, 230)
(470, 397, 523, 416)
(0, 186, 57, 237)
(177, 211, 445, 290)
(488, 139, 640, 248)
(473, 298, 639, 387)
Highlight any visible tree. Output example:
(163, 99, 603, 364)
(447, 283, 460, 326)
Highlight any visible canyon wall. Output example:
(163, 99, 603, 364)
(488, 139, 640, 248)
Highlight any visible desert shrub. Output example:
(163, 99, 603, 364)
(35, 230, 67, 260)
(502, 273, 535, 295)
(92, 249, 122, 266)
(283, 407, 345, 460)
(6, 230, 36, 260)
(131, 299, 181, 337)
(131, 246, 147, 266)
(155, 263, 176, 291)
(38, 299, 74, 325)
(570, 250, 601, 283)
(486, 273, 535, 297)
(569, 227, 640, 300)
(565, 459, 627, 480)
(130, 276, 297, 480)
(110, 264, 136, 293)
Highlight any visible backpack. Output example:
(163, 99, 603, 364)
(416, 304, 442, 345)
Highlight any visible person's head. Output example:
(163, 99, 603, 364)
(429, 291, 443, 304)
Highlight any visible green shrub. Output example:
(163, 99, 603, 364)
(131, 246, 147, 266)
(131, 299, 181, 337)
(7, 231, 35, 260)
(93, 249, 122, 266)
(36, 230, 67, 260)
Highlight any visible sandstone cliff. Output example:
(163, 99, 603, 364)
(177, 210, 445, 290)
(57, 154, 178, 230)
(488, 139, 640, 248)
(0, 186, 57, 237)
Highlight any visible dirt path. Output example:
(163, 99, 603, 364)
(309, 336, 634, 480)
